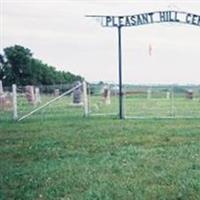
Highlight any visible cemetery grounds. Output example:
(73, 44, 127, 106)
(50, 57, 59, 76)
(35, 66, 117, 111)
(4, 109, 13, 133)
(0, 89, 200, 200)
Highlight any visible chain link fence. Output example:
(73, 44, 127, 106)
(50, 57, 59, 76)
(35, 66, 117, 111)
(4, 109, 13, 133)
(0, 81, 86, 122)
(1, 81, 200, 121)
(88, 83, 200, 119)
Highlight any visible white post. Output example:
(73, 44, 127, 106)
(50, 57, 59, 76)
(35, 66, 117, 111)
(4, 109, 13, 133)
(106, 88, 111, 105)
(12, 84, 18, 120)
(166, 91, 170, 100)
(170, 86, 175, 117)
(83, 81, 89, 117)
(35, 87, 41, 104)
(0, 80, 3, 94)
(147, 88, 151, 99)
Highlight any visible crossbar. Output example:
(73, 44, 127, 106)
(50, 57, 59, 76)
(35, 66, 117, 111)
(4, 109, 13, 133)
(18, 83, 82, 122)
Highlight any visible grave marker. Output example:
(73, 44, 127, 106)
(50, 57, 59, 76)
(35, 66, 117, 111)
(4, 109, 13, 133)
(102, 85, 111, 105)
(25, 86, 35, 105)
(73, 87, 82, 105)
(54, 89, 60, 97)
(186, 89, 193, 100)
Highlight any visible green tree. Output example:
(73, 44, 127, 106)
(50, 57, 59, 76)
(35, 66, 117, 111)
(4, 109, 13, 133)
(1, 45, 83, 86)
(0, 54, 5, 80)
(3, 45, 33, 85)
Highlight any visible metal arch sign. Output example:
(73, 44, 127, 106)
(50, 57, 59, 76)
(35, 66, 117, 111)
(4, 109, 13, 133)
(86, 10, 200, 119)
(88, 11, 200, 27)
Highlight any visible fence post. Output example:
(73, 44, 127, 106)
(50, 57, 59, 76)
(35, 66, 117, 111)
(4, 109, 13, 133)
(0, 80, 3, 94)
(12, 84, 18, 120)
(83, 81, 89, 117)
(35, 87, 41, 105)
(170, 86, 175, 117)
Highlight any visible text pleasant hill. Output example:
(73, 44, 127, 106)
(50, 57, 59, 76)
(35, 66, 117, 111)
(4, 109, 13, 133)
(103, 11, 200, 27)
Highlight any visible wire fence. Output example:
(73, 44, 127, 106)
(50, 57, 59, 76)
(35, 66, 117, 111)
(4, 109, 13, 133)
(88, 83, 118, 116)
(1, 81, 200, 122)
(0, 82, 86, 122)
(88, 84, 200, 119)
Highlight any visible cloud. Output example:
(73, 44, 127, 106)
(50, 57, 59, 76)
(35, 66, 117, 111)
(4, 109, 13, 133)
(1, 0, 200, 84)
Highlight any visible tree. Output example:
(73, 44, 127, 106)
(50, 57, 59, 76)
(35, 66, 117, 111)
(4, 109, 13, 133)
(0, 54, 5, 80)
(3, 45, 33, 85)
(0, 45, 83, 86)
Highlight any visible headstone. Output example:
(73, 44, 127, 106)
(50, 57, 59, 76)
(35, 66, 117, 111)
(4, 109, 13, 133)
(147, 88, 152, 99)
(35, 87, 41, 104)
(73, 87, 82, 104)
(54, 89, 60, 97)
(25, 85, 35, 105)
(166, 91, 170, 99)
(102, 85, 111, 105)
(186, 89, 193, 100)
(0, 93, 12, 111)
(0, 94, 6, 109)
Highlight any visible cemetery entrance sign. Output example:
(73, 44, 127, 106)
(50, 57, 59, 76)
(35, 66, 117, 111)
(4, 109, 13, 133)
(86, 10, 200, 119)
(101, 11, 200, 27)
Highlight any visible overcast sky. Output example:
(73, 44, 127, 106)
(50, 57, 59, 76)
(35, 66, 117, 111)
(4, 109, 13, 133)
(1, 0, 200, 84)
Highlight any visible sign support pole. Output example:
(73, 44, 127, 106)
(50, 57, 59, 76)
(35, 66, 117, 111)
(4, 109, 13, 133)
(118, 26, 124, 119)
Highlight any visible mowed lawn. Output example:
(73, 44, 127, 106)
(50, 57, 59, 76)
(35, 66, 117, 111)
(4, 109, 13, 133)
(0, 109, 200, 199)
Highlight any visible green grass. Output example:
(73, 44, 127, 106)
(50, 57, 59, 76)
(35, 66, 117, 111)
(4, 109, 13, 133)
(0, 96, 200, 199)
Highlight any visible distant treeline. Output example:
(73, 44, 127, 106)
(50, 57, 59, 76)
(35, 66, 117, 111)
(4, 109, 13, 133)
(0, 45, 83, 86)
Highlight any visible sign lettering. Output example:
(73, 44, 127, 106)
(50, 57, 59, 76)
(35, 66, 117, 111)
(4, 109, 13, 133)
(101, 11, 200, 27)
